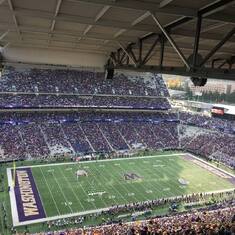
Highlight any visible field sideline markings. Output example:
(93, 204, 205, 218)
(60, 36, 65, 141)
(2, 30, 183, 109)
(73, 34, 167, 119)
(39, 167, 61, 215)
(92, 162, 130, 204)
(133, 159, 176, 198)
(187, 153, 235, 178)
(9, 152, 235, 227)
(11, 153, 184, 169)
(80, 164, 109, 209)
(49, 166, 73, 213)
(58, 166, 85, 211)
(119, 162, 158, 201)
(12, 187, 235, 227)
(133, 161, 167, 198)
(32, 170, 48, 218)
(140, 156, 185, 196)
(111, 162, 145, 202)
(91, 164, 124, 205)
(6, 168, 19, 226)
(68, 166, 98, 210)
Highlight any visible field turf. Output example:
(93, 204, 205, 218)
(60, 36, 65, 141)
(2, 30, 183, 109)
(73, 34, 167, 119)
(25, 153, 234, 220)
(8, 154, 234, 226)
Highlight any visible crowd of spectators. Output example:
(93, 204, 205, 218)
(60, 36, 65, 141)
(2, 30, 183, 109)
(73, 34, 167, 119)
(180, 112, 235, 135)
(0, 111, 178, 161)
(0, 67, 169, 97)
(0, 67, 170, 110)
(17, 198, 235, 235)
(0, 111, 234, 169)
(180, 125, 235, 168)
(1, 67, 235, 235)
(0, 94, 171, 110)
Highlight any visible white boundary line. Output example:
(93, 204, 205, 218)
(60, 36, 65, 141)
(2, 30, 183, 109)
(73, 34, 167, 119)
(11, 187, 235, 227)
(187, 153, 235, 178)
(8, 153, 182, 170)
(6, 168, 19, 226)
(7, 152, 235, 227)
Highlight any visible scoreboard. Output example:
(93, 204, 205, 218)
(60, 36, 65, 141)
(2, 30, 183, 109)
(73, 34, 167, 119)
(211, 106, 235, 120)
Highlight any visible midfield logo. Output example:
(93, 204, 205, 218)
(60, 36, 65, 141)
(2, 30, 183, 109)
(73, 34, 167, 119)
(123, 172, 142, 181)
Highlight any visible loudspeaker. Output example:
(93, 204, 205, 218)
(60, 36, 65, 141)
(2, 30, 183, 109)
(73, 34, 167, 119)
(105, 67, 114, 80)
(187, 53, 207, 87)
(105, 58, 114, 80)
(191, 76, 207, 86)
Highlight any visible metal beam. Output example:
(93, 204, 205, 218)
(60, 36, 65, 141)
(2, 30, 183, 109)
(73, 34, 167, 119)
(74, 0, 235, 22)
(200, 26, 235, 66)
(115, 65, 235, 81)
(95, 5, 110, 22)
(0, 30, 9, 41)
(83, 5, 111, 36)
(150, 12, 190, 69)
(192, 16, 202, 68)
(159, 0, 174, 8)
(73, 0, 197, 17)
(112, 11, 150, 39)
(159, 36, 165, 68)
(142, 36, 160, 65)
(118, 42, 137, 66)
(8, 42, 108, 54)
(0, 22, 234, 44)
(199, 0, 235, 17)
(138, 39, 142, 65)
(50, 0, 63, 32)
(11, 7, 157, 33)
(7, 0, 21, 38)
(1, 4, 231, 37)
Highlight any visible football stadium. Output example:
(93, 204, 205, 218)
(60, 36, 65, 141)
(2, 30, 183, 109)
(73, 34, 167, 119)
(0, 0, 235, 234)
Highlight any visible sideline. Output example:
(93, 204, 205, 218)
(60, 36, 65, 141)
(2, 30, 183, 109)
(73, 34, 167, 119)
(8, 152, 183, 169)
(6, 168, 19, 227)
(7, 152, 235, 227)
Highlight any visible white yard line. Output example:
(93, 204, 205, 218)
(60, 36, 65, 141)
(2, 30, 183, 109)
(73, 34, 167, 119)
(68, 169, 97, 209)
(134, 161, 171, 198)
(87, 164, 118, 206)
(115, 162, 151, 201)
(92, 163, 129, 204)
(8, 152, 235, 227)
(187, 153, 235, 178)
(12, 187, 235, 227)
(11, 153, 183, 169)
(39, 167, 61, 215)
(58, 166, 85, 211)
(50, 167, 73, 213)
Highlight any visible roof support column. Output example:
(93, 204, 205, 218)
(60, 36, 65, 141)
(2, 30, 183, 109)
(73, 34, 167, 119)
(138, 39, 142, 66)
(192, 15, 202, 68)
(159, 35, 165, 68)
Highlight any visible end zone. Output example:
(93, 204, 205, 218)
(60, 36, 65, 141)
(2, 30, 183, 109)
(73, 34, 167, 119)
(7, 167, 46, 226)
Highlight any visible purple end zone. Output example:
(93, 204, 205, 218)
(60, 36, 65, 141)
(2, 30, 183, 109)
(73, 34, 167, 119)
(13, 168, 46, 222)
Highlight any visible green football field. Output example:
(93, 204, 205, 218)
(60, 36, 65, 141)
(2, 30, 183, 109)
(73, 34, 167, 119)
(10, 153, 234, 225)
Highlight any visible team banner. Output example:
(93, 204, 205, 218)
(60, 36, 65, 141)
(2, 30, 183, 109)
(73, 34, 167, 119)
(13, 168, 46, 222)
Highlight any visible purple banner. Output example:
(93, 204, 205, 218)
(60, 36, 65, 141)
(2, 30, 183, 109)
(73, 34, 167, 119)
(14, 168, 46, 222)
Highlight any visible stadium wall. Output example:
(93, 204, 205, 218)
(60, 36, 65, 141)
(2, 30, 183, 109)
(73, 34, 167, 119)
(1, 47, 107, 68)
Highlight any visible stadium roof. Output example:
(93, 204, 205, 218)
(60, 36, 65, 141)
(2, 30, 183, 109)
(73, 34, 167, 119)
(0, 0, 234, 80)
